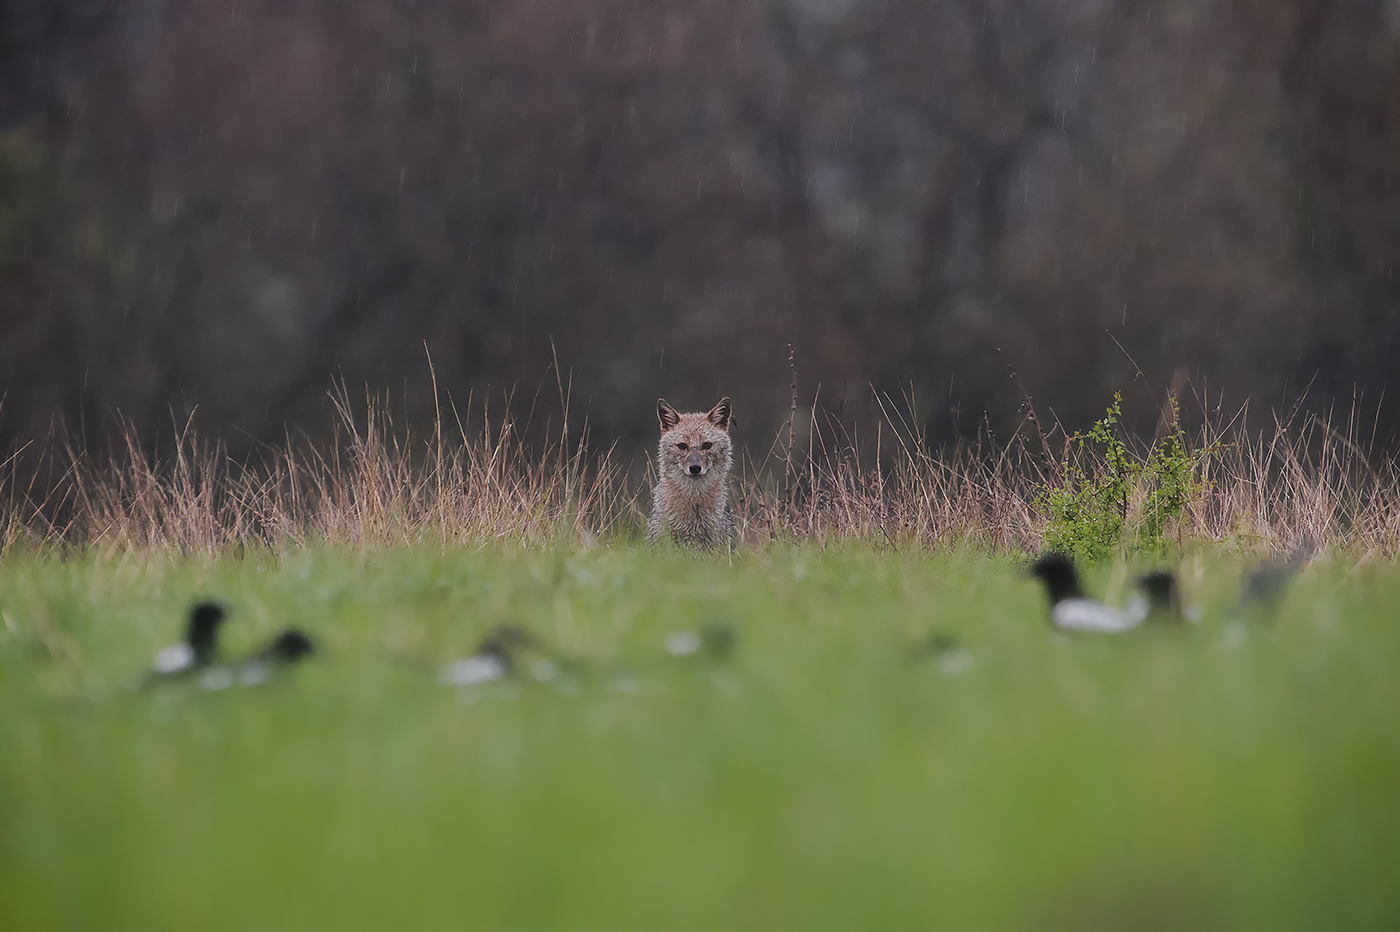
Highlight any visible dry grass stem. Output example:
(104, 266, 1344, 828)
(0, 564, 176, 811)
(3, 388, 1398, 559)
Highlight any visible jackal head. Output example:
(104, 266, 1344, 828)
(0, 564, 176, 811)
(656, 397, 732, 486)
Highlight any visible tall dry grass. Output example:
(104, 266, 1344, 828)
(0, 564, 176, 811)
(2, 383, 1398, 560)
(0, 382, 629, 557)
(736, 390, 1400, 561)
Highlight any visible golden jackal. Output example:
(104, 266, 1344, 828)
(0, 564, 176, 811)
(647, 397, 736, 550)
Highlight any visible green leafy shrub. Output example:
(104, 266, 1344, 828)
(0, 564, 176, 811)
(1040, 392, 1207, 562)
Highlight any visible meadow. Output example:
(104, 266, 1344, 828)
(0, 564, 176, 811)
(1, 544, 1399, 931)
(2, 390, 1399, 930)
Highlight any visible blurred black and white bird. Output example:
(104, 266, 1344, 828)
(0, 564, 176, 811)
(1222, 542, 1313, 647)
(1136, 570, 1184, 619)
(199, 628, 316, 690)
(666, 621, 737, 661)
(1028, 554, 1183, 633)
(913, 631, 974, 674)
(441, 623, 556, 686)
(1236, 542, 1312, 616)
(142, 601, 228, 684)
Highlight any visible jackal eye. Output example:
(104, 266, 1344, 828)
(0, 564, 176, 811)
(675, 442, 688, 451)
(700, 441, 713, 450)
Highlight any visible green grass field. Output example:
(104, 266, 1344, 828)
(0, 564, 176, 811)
(1, 546, 1397, 931)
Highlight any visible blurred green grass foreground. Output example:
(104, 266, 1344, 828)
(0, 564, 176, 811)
(1, 545, 1397, 931)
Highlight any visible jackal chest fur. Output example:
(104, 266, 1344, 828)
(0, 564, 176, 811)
(647, 397, 735, 550)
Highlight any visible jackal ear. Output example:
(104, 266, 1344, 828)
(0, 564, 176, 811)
(706, 397, 732, 431)
(657, 398, 680, 431)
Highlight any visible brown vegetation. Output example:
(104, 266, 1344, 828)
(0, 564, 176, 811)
(3, 385, 1396, 561)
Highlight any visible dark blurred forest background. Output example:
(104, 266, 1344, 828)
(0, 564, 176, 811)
(1, 0, 1398, 464)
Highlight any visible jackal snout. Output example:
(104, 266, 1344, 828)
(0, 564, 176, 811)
(687, 453, 705, 476)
